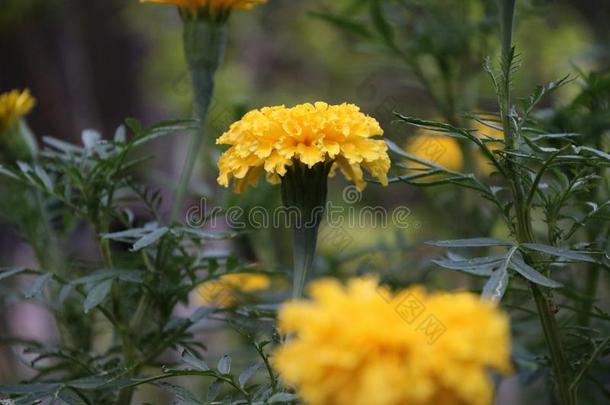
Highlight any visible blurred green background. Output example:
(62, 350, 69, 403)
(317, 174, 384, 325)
(1, 0, 609, 401)
(1, 0, 609, 308)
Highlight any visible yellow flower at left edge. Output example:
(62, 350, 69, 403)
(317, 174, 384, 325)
(0, 89, 35, 133)
(273, 277, 512, 405)
(0, 89, 38, 161)
(196, 273, 270, 308)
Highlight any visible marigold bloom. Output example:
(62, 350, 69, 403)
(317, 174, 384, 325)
(273, 277, 512, 405)
(140, 0, 266, 13)
(217, 102, 390, 192)
(404, 129, 464, 173)
(197, 273, 270, 307)
(0, 89, 35, 133)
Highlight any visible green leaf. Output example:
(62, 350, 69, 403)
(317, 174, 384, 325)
(426, 238, 515, 248)
(239, 363, 261, 388)
(433, 256, 504, 276)
(0, 383, 59, 394)
(83, 279, 113, 313)
(481, 268, 509, 303)
(155, 381, 203, 404)
(181, 349, 210, 371)
(0, 267, 29, 281)
(0, 164, 20, 180)
(520, 243, 596, 263)
(268, 393, 298, 403)
(102, 227, 150, 241)
(206, 379, 223, 402)
(25, 273, 53, 298)
(33, 165, 53, 191)
(131, 227, 169, 251)
(125, 117, 142, 133)
(308, 11, 372, 38)
(509, 254, 562, 288)
(573, 145, 610, 162)
(190, 306, 215, 323)
(217, 354, 231, 374)
(370, 0, 395, 48)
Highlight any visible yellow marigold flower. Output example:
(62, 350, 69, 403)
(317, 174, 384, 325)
(473, 120, 505, 176)
(196, 273, 270, 307)
(140, 0, 266, 13)
(217, 102, 390, 193)
(404, 129, 464, 173)
(273, 277, 512, 405)
(0, 89, 35, 133)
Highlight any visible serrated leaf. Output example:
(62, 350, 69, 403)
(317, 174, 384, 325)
(83, 279, 113, 313)
(131, 227, 169, 251)
(217, 354, 231, 374)
(267, 393, 298, 403)
(239, 363, 261, 387)
(426, 238, 514, 248)
(181, 349, 209, 371)
(25, 273, 53, 298)
(520, 243, 596, 263)
(509, 254, 562, 288)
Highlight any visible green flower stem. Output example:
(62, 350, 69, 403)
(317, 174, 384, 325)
(170, 18, 226, 223)
(281, 161, 332, 299)
(496, 1, 573, 403)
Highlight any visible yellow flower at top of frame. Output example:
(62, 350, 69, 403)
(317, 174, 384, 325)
(140, 0, 266, 13)
(217, 102, 391, 193)
(0, 89, 35, 133)
(273, 277, 512, 405)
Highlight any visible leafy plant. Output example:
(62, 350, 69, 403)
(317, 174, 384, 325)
(0, 121, 284, 404)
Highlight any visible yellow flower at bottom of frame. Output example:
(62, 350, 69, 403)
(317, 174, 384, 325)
(196, 273, 270, 308)
(273, 277, 512, 405)
(216, 102, 390, 193)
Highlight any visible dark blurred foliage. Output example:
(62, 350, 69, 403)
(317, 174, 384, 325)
(1, 0, 610, 401)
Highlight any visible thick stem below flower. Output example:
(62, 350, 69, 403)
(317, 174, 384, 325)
(281, 161, 332, 298)
(171, 18, 226, 223)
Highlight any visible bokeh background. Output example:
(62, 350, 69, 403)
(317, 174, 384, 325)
(1, 0, 609, 402)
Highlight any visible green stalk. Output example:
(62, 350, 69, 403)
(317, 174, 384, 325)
(281, 161, 331, 298)
(170, 17, 226, 223)
(496, 2, 573, 404)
